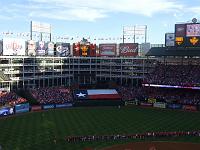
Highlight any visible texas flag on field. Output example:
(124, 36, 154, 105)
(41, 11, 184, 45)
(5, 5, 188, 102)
(74, 89, 121, 100)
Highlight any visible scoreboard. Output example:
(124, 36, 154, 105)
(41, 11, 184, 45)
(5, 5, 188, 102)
(175, 24, 186, 47)
(186, 24, 200, 47)
(174, 23, 200, 47)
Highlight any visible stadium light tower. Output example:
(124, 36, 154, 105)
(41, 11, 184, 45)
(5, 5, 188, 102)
(30, 21, 51, 41)
(122, 25, 147, 43)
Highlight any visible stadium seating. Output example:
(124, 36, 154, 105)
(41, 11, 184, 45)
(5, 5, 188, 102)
(117, 86, 200, 105)
(145, 64, 200, 87)
(0, 91, 27, 106)
(30, 87, 73, 104)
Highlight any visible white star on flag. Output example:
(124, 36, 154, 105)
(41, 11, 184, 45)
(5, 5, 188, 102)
(76, 92, 86, 97)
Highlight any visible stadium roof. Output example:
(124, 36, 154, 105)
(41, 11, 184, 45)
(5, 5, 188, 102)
(146, 47, 200, 56)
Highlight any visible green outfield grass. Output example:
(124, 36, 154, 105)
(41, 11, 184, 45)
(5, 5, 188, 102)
(0, 106, 200, 150)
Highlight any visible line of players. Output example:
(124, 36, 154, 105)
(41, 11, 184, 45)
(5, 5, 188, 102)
(65, 130, 200, 143)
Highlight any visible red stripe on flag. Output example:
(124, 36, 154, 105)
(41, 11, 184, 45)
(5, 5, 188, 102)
(88, 94, 121, 100)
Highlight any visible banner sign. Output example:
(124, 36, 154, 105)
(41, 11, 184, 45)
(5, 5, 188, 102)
(140, 102, 153, 107)
(119, 43, 138, 56)
(0, 106, 14, 116)
(27, 40, 36, 56)
(15, 103, 30, 113)
(182, 105, 197, 111)
(55, 103, 73, 108)
(43, 104, 55, 109)
(167, 103, 182, 109)
(56, 43, 70, 56)
(186, 37, 200, 47)
(31, 105, 42, 111)
(153, 102, 166, 109)
(73, 43, 80, 56)
(148, 98, 157, 104)
(47, 42, 54, 56)
(125, 101, 138, 106)
(175, 24, 186, 47)
(36, 41, 46, 55)
(3, 38, 26, 55)
(99, 44, 116, 56)
(165, 33, 175, 47)
(89, 44, 96, 57)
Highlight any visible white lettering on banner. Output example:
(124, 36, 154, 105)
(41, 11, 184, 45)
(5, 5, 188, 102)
(102, 46, 114, 50)
(120, 46, 137, 53)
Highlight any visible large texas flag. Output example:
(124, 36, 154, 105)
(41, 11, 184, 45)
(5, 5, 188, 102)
(74, 89, 121, 100)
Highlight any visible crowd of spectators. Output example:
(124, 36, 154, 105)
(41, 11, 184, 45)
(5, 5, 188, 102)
(0, 91, 27, 106)
(117, 86, 200, 105)
(30, 86, 73, 104)
(145, 64, 200, 87)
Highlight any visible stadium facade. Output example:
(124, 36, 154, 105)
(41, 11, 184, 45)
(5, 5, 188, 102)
(0, 35, 164, 91)
(0, 54, 157, 91)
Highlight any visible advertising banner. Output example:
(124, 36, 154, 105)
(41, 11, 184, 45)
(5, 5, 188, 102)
(80, 44, 89, 57)
(47, 42, 54, 56)
(165, 33, 175, 47)
(89, 44, 96, 57)
(15, 103, 30, 113)
(56, 43, 70, 57)
(3, 38, 26, 55)
(167, 103, 182, 109)
(0, 106, 14, 116)
(55, 103, 73, 108)
(140, 102, 153, 107)
(175, 24, 186, 37)
(31, 105, 42, 111)
(73, 43, 80, 56)
(186, 37, 200, 47)
(27, 40, 36, 56)
(62, 43, 70, 56)
(36, 41, 46, 55)
(43, 104, 55, 109)
(125, 101, 138, 106)
(182, 105, 197, 111)
(119, 43, 138, 56)
(148, 98, 157, 103)
(175, 24, 186, 47)
(99, 44, 116, 56)
(153, 102, 166, 109)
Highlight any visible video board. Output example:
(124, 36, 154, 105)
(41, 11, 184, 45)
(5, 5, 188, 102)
(186, 24, 200, 47)
(175, 24, 186, 47)
(186, 24, 200, 37)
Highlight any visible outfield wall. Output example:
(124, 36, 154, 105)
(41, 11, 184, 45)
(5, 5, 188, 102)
(1, 101, 200, 117)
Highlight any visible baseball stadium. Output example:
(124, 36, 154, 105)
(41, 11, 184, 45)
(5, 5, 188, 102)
(1, 19, 200, 150)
